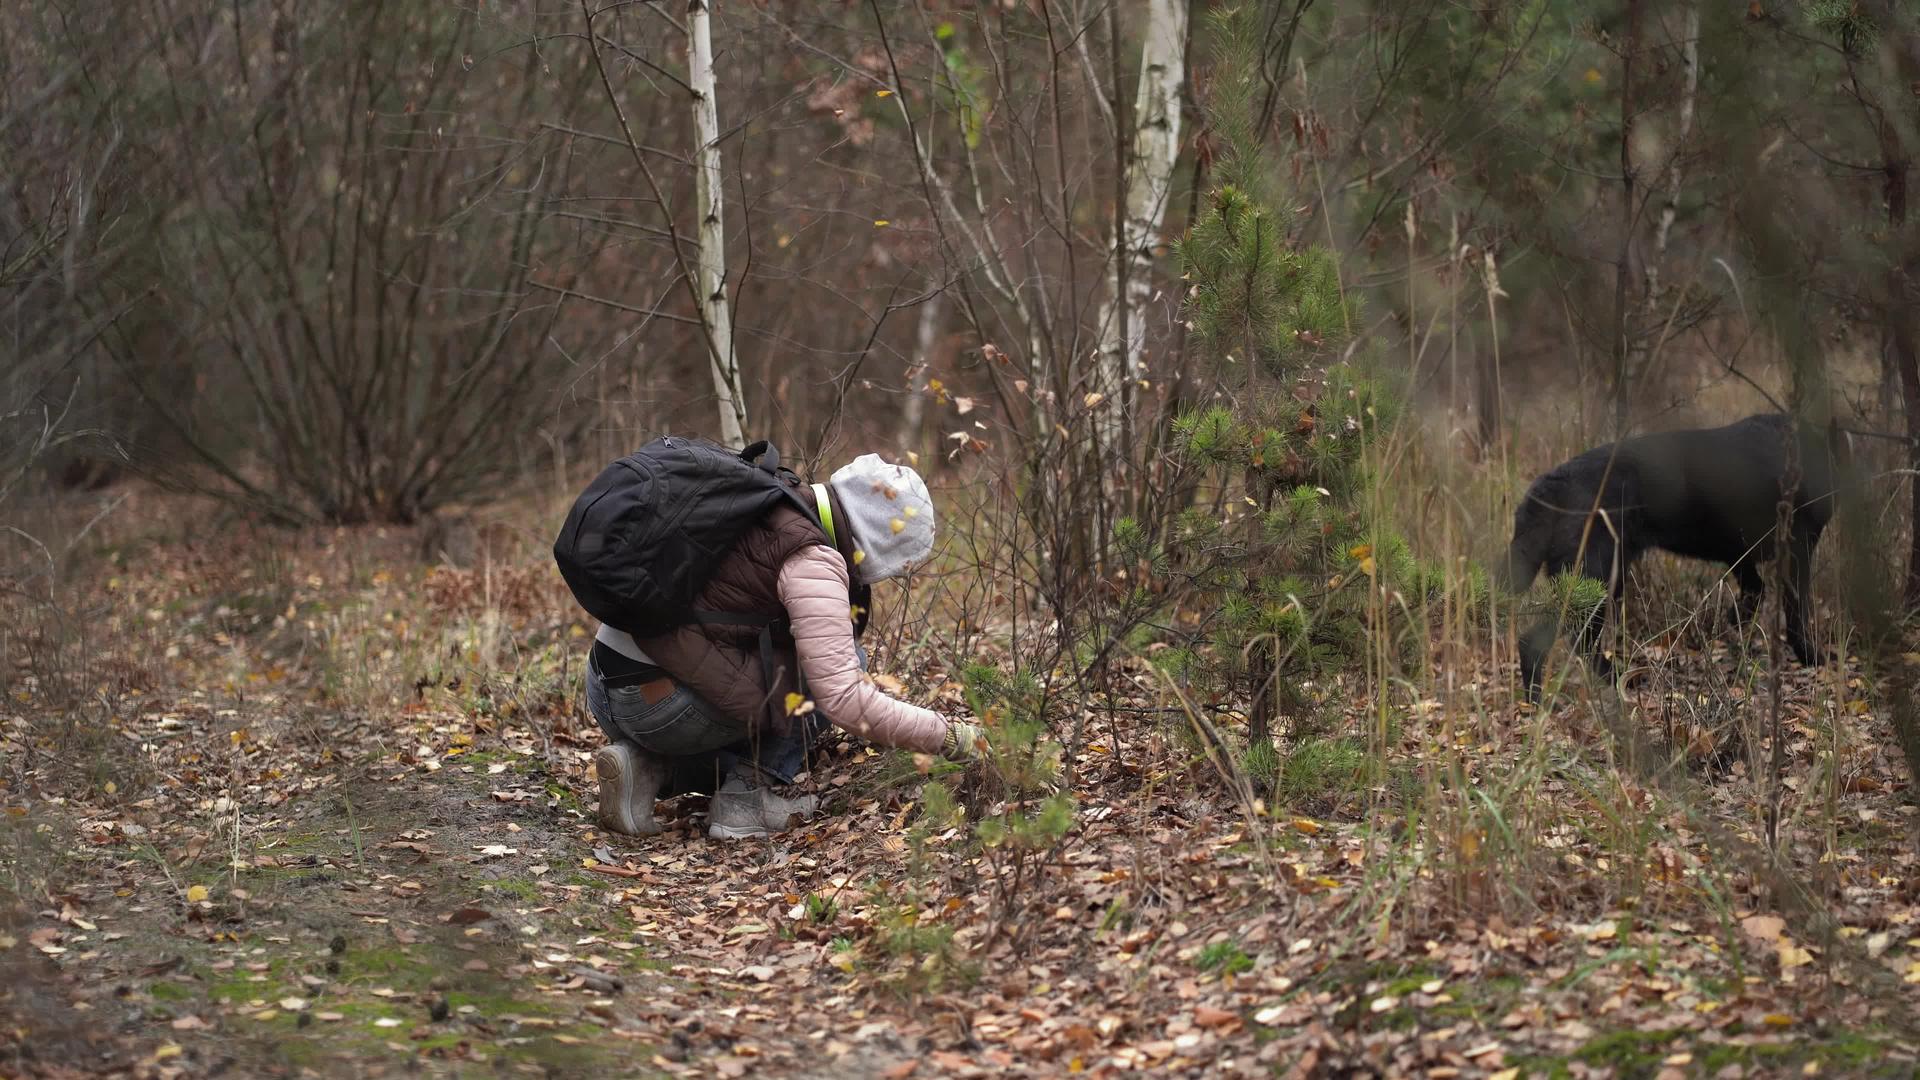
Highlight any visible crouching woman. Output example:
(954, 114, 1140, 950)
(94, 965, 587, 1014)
(585, 454, 980, 839)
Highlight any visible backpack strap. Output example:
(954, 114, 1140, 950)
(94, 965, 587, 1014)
(741, 439, 828, 534)
(689, 610, 795, 731)
(740, 440, 779, 473)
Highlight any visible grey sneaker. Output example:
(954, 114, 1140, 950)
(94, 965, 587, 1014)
(707, 774, 820, 840)
(595, 742, 667, 836)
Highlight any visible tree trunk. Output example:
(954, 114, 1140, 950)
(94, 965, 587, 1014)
(689, 0, 745, 449)
(1886, 169, 1920, 606)
(1094, 0, 1188, 475)
(1862, 0, 1920, 606)
(899, 293, 943, 455)
(1646, 2, 1699, 303)
(1609, 0, 1644, 438)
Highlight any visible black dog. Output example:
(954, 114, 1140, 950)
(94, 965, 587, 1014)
(1501, 413, 1838, 696)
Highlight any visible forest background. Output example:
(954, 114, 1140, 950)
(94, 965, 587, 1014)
(7, 1, 1920, 1077)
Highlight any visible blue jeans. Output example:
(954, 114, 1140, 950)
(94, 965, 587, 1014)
(584, 651, 828, 795)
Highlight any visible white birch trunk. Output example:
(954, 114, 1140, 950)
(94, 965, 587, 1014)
(899, 292, 943, 453)
(1095, 0, 1187, 458)
(689, 0, 745, 449)
(1646, 2, 1699, 304)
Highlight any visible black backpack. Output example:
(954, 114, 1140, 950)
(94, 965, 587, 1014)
(553, 437, 825, 638)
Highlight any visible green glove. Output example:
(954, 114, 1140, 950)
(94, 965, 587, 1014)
(942, 719, 984, 762)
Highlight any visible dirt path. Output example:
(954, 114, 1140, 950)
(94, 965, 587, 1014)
(1, 697, 956, 1078)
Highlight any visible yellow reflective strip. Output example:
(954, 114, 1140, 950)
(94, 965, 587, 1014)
(812, 483, 837, 548)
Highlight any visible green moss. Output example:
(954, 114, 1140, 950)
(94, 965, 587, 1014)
(146, 980, 194, 1002)
(444, 989, 564, 1017)
(337, 942, 435, 982)
(1571, 1028, 1684, 1071)
(1379, 967, 1442, 998)
(488, 876, 542, 902)
(1511, 1053, 1573, 1079)
(1195, 940, 1253, 975)
(544, 782, 585, 813)
(1521, 1029, 1906, 1080)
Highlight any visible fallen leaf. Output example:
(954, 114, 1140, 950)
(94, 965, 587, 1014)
(1194, 1006, 1239, 1029)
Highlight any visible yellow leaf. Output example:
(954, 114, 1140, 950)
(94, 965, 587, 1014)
(785, 692, 806, 716)
(1763, 1013, 1795, 1028)
(104, 780, 116, 795)
(1358, 556, 1376, 576)
(873, 219, 891, 227)
(186, 885, 210, 903)
(1349, 544, 1372, 560)
(903, 506, 918, 518)
(875, 88, 894, 97)
(853, 549, 866, 566)
(1083, 392, 1106, 408)
(890, 518, 906, 534)
(1291, 818, 1321, 835)
(1584, 68, 1602, 85)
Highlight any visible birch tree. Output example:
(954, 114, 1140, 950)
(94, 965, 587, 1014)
(690, 0, 746, 448)
(1094, 0, 1188, 466)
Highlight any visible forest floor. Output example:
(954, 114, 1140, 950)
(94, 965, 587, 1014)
(5, 496, 1920, 1079)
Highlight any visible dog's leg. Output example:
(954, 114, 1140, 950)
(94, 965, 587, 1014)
(1728, 562, 1764, 632)
(1519, 619, 1556, 700)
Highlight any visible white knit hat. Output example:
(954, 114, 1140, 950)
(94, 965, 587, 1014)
(828, 454, 935, 584)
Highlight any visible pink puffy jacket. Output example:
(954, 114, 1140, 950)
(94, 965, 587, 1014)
(776, 545, 946, 752)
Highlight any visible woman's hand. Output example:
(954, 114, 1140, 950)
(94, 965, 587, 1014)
(941, 718, 984, 762)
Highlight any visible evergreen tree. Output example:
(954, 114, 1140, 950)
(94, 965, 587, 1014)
(1150, 8, 1443, 777)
